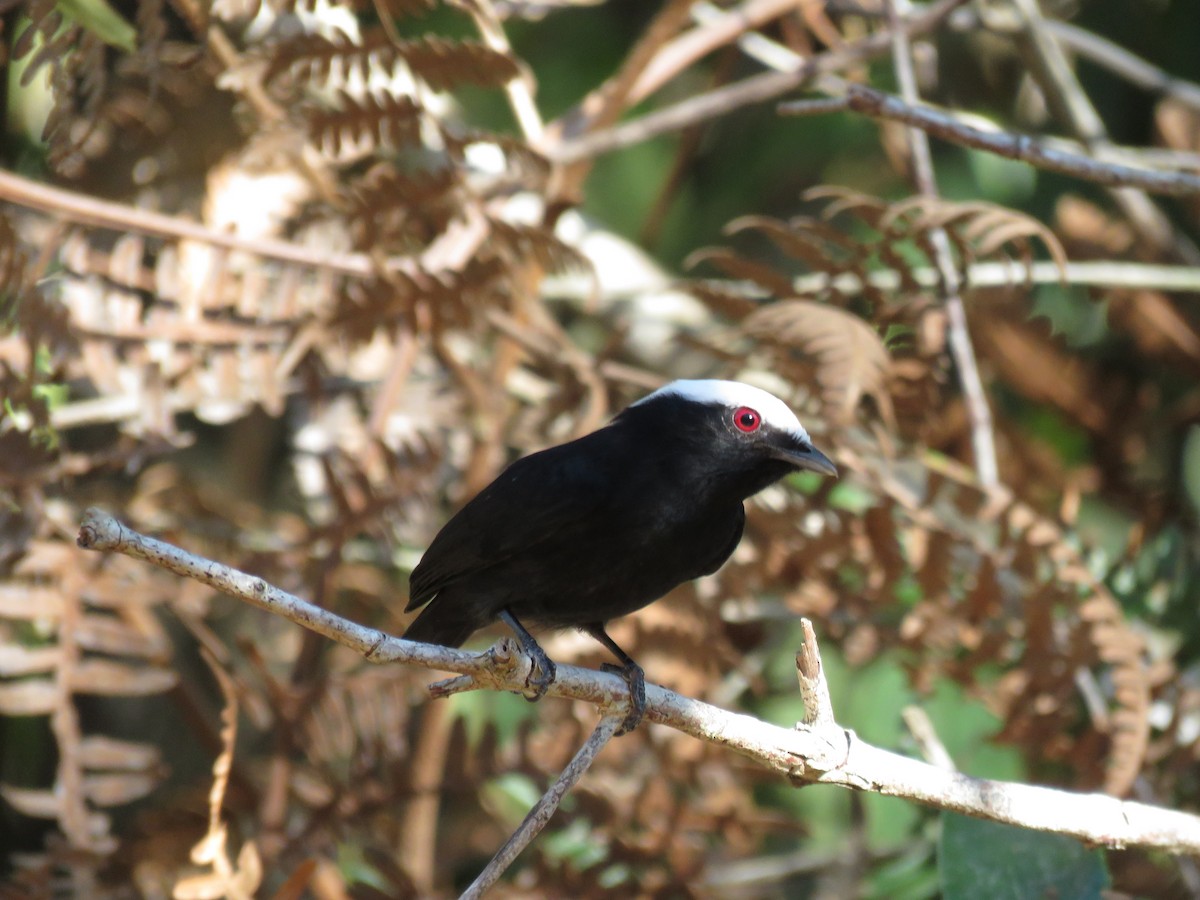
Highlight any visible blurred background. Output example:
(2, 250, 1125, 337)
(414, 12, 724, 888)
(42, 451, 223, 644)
(1, 0, 1199, 895)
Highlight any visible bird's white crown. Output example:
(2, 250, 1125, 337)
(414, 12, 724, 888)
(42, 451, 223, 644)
(635, 379, 810, 441)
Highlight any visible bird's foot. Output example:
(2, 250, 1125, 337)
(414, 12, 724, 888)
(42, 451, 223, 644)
(518, 640, 557, 702)
(601, 661, 646, 735)
(498, 609, 558, 702)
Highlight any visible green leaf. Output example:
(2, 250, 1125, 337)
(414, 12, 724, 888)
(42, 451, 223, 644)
(1182, 425, 1200, 519)
(480, 772, 541, 828)
(336, 842, 390, 891)
(541, 818, 608, 869)
(56, 0, 136, 51)
(966, 147, 1036, 204)
(865, 841, 940, 900)
(827, 480, 877, 513)
(939, 812, 1109, 900)
(450, 685, 539, 746)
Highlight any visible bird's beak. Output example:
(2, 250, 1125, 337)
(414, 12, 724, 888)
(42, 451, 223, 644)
(773, 440, 838, 477)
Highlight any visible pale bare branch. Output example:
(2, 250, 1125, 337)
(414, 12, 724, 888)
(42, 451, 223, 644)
(76, 509, 1200, 859)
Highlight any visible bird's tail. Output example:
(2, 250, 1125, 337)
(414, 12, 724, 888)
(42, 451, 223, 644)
(403, 604, 476, 648)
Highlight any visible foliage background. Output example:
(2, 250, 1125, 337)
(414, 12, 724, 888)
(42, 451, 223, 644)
(1, 0, 1199, 896)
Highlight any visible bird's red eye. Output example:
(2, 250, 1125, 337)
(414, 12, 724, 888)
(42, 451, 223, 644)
(733, 407, 761, 433)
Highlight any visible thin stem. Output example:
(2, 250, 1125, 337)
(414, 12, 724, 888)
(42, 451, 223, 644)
(824, 86, 1200, 198)
(1004, 0, 1200, 260)
(886, 0, 999, 487)
(460, 716, 622, 898)
(947, 9, 1200, 114)
(629, 0, 806, 104)
(466, 0, 545, 144)
(550, 0, 968, 164)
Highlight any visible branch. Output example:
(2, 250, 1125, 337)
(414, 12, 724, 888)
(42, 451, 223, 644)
(1002, 0, 1200, 263)
(946, 7, 1200, 115)
(462, 715, 622, 898)
(549, 0, 968, 164)
(76, 508, 1200, 859)
(465, 0, 545, 145)
(795, 85, 1200, 198)
(0, 168, 416, 281)
(628, 0, 807, 105)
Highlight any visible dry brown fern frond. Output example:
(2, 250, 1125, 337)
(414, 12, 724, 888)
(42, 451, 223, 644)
(0, 537, 176, 855)
(484, 219, 593, 279)
(266, 30, 521, 92)
(741, 300, 895, 427)
(729, 213, 871, 281)
(682, 247, 796, 298)
(326, 263, 493, 342)
(306, 90, 426, 159)
(852, 450, 1149, 795)
(0, 214, 76, 439)
(301, 668, 413, 772)
(689, 187, 1068, 312)
(172, 652, 262, 900)
(341, 163, 463, 249)
(10, 0, 176, 177)
(881, 195, 1068, 287)
(308, 440, 440, 545)
(0, 208, 30, 297)
(12, 0, 77, 86)
(49, 227, 312, 434)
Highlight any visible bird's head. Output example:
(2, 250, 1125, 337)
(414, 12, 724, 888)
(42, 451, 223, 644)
(625, 379, 837, 496)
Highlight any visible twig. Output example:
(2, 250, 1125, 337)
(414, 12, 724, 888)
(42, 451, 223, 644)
(796, 619, 835, 728)
(549, 0, 968, 164)
(702, 840, 917, 891)
(75, 509, 1200, 856)
(1006, 0, 1104, 142)
(1003, 0, 1200, 262)
(770, 258, 1200, 298)
(559, 258, 1200, 308)
(629, 0, 808, 105)
(901, 706, 956, 772)
(461, 715, 622, 898)
(1049, 19, 1200, 115)
(783, 92, 1200, 173)
(689, 0, 817, 79)
(550, 0, 696, 203)
(772, 96, 850, 117)
(886, 0, 999, 488)
(808, 85, 1200, 198)
(464, 0, 545, 145)
(0, 168, 425, 281)
(946, 8, 1200, 114)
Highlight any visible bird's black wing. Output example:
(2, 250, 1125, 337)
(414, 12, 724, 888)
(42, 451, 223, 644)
(406, 437, 615, 612)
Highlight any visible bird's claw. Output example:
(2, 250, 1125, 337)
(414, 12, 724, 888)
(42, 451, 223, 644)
(601, 661, 646, 735)
(520, 645, 556, 702)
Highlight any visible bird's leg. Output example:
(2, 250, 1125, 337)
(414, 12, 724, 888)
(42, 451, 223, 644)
(582, 624, 646, 735)
(498, 608, 556, 701)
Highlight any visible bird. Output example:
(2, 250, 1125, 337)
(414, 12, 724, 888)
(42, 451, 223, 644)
(403, 379, 837, 733)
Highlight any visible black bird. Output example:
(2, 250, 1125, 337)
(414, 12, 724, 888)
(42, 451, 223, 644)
(404, 379, 837, 732)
